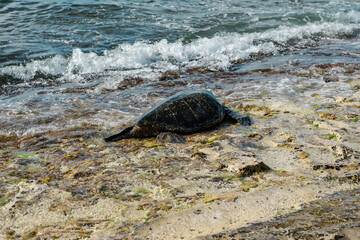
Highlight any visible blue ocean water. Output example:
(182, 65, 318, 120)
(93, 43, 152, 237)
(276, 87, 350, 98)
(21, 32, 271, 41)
(0, 0, 360, 135)
(1, 0, 360, 79)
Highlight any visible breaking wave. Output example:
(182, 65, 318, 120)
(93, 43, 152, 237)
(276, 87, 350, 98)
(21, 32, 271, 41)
(0, 21, 358, 85)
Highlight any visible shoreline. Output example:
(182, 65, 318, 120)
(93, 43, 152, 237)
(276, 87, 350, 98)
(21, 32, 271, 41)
(0, 62, 359, 239)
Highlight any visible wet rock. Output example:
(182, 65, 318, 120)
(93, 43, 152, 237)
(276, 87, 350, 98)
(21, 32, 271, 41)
(159, 71, 181, 81)
(191, 151, 207, 160)
(247, 133, 263, 140)
(117, 77, 144, 90)
(318, 111, 337, 120)
(186, 67, 215, 74)
(325, 171, 360, 183)
(237, 161, 271, 177)
(334, 96, 347, 103)
(227, 137, 262, 151)
(297, 151, 309, 159)
(0, 134, 19, 149)
(313, 164, 343, 171)
(156, 132, 186, 144)
(19, 136, 60, 150)
(324, 75, 339, 83)
(329, 144, 354, 159)
(15, 158, 35, 166)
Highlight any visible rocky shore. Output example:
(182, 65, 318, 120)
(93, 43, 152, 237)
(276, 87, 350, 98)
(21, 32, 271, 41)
(1, 62, 359, 239)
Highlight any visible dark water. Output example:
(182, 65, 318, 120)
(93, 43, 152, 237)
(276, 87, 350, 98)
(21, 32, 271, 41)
(0, 0, 360, 136)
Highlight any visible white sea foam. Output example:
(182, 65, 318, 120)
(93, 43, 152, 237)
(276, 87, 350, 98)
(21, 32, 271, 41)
(0, 21, 358, 84)
(1, 55, 68, 80)
(330, 10, 360, 23)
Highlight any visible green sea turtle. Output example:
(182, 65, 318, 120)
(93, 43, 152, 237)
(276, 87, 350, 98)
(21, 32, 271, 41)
(104, 90, 252, 142)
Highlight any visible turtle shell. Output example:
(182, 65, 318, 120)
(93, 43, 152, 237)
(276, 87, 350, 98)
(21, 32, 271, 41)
(136, 90, 225, 132)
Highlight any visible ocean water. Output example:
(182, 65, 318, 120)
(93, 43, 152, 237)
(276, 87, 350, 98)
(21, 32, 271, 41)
(0, 0, 360, 136)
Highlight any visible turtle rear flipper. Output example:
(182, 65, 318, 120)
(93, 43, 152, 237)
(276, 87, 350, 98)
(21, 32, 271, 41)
(223, 106, 252, 125)
(104, 125, 161, 142)
(104, 126, 134, 142)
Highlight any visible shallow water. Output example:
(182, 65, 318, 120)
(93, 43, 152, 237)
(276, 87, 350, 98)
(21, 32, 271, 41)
(0, 0, 360, 136)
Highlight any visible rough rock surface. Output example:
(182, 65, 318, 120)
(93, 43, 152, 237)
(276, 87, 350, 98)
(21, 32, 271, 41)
(0, 63, 359, 239)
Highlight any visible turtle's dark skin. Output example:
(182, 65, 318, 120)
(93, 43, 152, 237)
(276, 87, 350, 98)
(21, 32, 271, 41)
(104, 90, 252, 142)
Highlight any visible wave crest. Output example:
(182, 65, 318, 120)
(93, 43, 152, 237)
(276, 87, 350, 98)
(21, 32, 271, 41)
(0, 21, 357, 83)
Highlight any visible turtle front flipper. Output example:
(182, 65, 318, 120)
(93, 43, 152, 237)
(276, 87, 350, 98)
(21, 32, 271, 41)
(223, 106, 252, 125)
(104, 126, 134, 142)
